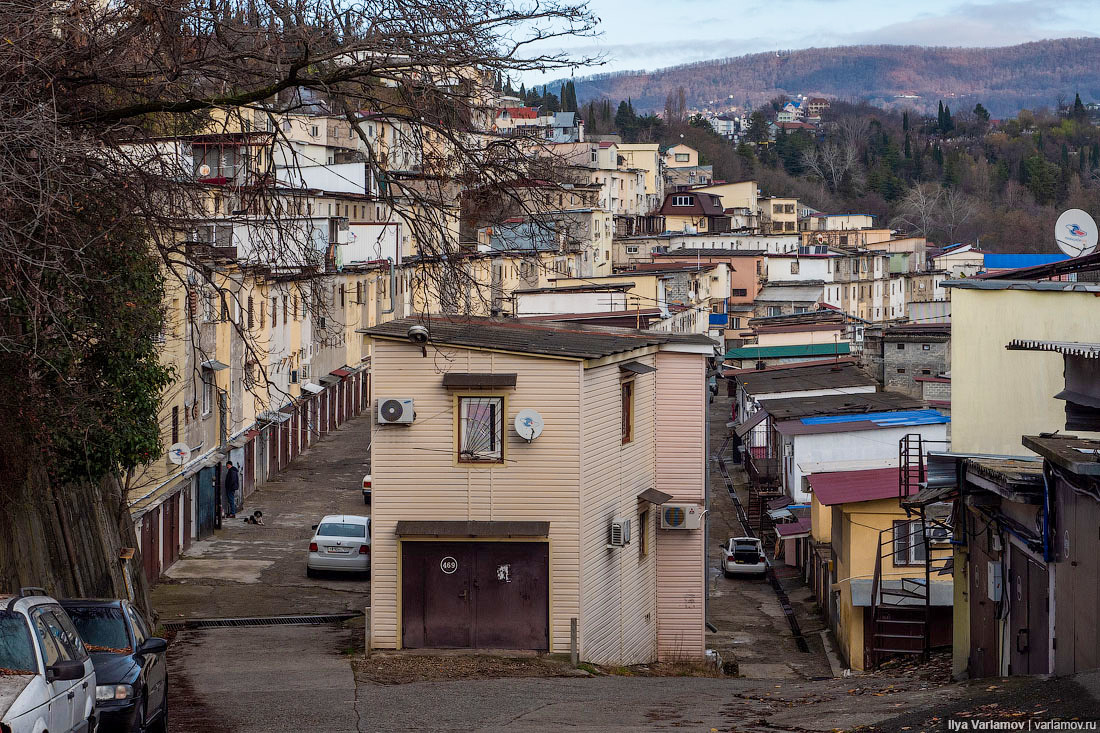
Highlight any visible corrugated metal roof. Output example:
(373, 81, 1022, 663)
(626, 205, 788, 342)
(984, 253, 1069, 269)
(800, 409, 950, 427)
(809, 467, 905, 505)
(775, 517, 811, 538)
(754, 285, 824, 303)
(1006, 339, 1100, 358)
(733, 361, 871, 394)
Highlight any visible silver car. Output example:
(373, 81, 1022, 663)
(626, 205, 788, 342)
(306, 515, 371, 577)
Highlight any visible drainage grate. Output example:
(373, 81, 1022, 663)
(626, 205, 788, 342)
(163, 612, 361, 631)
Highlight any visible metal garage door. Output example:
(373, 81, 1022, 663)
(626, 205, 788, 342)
(401, 542, 549, 650)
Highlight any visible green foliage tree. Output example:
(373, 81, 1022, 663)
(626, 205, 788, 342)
(973, 103, 990, 121)
(747, 110, 770, 143)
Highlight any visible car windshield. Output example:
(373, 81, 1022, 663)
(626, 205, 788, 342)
(63, 606, 130, 653)
(0, 611, 37, 675)
(317, 522, 366, 538)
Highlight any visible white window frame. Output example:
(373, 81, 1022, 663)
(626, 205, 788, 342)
(672, 195, 692, 207)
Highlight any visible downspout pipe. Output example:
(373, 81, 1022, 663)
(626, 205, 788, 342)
(382, 257, 396, 314)
(1041, 463, 1053, 562)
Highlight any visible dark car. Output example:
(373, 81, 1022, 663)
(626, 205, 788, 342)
(59, 600, 168, 733)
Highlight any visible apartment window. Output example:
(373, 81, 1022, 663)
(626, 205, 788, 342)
(356, 282, 363, 304)
(457, 396, 504, 463)
(201, 372, 213, 416)
(171, 406, 179, 444)
(247, 296, 254, 329)
(271, 297, 278, 327)
(638, 509, 650, 558)
(897, 368, 906, 374)
(621, 381, 635, 444)
(732, 288, 748, 297)
(773, 204, 782, 214)
(922, 344, 931, 351)
(896, 343, 905, 350)
(840, 236, 849, 246)
(730, 317, 741, 329)
(922, 369, 932, 375)
(310, 125, 319, 137)
(766, 306, 782, 317)
(282, 296, 288, 323)
(293, 295, 299, 320)
(625, 245, 639, 254)
(892, 521, 928, 566)
(790, 261, 800, 274)
(340, 285, 346, 307)
(674, 153, 690, 162)
(672, 195, 692, 207)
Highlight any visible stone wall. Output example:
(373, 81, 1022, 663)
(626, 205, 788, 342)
(884, 339, 949, 397)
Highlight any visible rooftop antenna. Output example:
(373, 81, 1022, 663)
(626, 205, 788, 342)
(1055, 209, 1098, 258)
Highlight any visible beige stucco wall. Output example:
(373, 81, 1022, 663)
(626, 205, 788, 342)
(368, 338, 584, 652)
(950, 286, 1100, 455)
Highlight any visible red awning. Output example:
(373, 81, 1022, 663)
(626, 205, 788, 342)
(775, 517, 811, 539)
(330, 368, 352, 378)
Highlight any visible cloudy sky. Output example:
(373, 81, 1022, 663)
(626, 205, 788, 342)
(522, 0, 1098, 85)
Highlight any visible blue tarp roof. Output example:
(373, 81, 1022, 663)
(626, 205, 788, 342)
(800, 409, 950, 427)
(984, 253, 1070, 269)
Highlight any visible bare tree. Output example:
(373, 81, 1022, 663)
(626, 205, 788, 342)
(892, 183, 944, 238)
(801, 143, 858, 192)
(0, 0, 599, 514)
(938, 187, 976, 243)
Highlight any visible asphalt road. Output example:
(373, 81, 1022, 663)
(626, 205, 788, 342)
(170, 624, 362, 733)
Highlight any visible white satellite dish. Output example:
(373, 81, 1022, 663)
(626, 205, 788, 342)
(514, 409, 544, 442)
(198, 163, 212, 177)
(1055, 209, 1098, 258)
(168, 442, 192, 465)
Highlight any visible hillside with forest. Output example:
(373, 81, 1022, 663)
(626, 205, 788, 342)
(570, 39, 1100, 117)
(569, 91, 1100, 253)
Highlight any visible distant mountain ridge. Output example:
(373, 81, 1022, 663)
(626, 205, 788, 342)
(570, 39, 1100, 117)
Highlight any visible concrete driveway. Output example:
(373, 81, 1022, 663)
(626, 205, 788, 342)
(153, 415, 373, 620)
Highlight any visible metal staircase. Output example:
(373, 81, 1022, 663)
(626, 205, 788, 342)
(867, 433, 953, 669)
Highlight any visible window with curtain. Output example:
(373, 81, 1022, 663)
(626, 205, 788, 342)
(458, 396, 503, 463)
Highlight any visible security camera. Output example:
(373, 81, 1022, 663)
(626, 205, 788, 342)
(407, 325, 429, 344)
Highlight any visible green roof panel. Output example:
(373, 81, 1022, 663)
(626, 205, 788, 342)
(723, 342, 851, 360)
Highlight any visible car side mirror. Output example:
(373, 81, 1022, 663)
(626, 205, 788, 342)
(137, 638, 168, 655)
(46, 659, 85, 682)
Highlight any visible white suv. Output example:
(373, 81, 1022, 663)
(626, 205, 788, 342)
(0, 589, 97, 733)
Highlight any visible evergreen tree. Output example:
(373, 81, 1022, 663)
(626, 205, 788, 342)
(1092, 142, 1100, 170)
(1073, 93, 1089, 123)
(902, 110, 909, 132)
(973, 103, 990, 121)
(937, 101, 945, 131)
(519, 83, 526, 100)
(904, 133, 912, 159)
(1061, 142, 1070, 168)
(942, 104, 954, 134)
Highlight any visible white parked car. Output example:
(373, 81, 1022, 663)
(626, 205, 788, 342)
(721, 537, 767, 578)
(0, 589, 97, 733)
(306, 515, 371, 577)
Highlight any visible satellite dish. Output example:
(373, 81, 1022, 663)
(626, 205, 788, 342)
(168, 442, 192, 465)
(1055, 209, 1098, 258)
(514, 409, 544, 442)
(198, 163, 212, 177)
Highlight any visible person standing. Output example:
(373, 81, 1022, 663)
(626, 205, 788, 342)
(225, 461, 241, 518)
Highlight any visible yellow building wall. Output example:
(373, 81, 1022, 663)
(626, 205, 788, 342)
(693, 181, 757, 211)
(950, 287, 1100, 455)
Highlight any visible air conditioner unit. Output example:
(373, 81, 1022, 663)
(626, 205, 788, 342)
(289, 369, 299, 384)
(928, 525, 952, 545)
(377, 397, 415, 424)
(607, 518, 631, 548)
(300, 364, 310, 379)
(660, 504, 702, 530)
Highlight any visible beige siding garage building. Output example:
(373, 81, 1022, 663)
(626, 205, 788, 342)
(362, 317, 712, 665)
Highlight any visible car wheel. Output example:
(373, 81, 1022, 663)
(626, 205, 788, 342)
(306, 566, 318, 579)
(723, 570, 733, 578)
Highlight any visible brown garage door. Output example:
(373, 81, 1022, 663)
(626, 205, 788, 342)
(401, 542, 549, 650)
